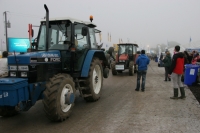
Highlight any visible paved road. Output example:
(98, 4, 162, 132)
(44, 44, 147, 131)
(1, 61, 200, 133)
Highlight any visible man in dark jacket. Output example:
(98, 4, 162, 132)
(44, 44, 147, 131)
(162, 51, 172, 81)
(135, 50, 150, 92)
(169, 45, 185, 99)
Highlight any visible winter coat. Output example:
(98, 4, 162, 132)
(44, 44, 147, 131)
(162, 54, 171, 67)
(136, 54, 150, 71)
(169, 52, 185, 75)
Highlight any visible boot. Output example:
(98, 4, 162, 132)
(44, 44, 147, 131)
(170, 88, 179, 99)
(179, 87, 186, 99)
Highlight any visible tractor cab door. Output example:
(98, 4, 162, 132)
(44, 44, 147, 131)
(89, 28, 98, 49)
(74, 23, 90, 71)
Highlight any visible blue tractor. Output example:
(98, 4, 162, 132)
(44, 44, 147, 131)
(0, 5, 109, 121)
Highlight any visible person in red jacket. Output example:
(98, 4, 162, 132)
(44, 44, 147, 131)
(168, 45, 186, 99)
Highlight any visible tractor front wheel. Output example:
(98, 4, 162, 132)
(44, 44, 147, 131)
(43, 74, 75, 122)
(82, 58, 103, 102)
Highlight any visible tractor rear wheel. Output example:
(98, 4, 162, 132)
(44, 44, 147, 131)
(111, 62, 117, 75)
(82, 58, 103, 102)
(43, 74, 75, 122)
(129, 61, 134, 76)
(0, 107, 18, 117)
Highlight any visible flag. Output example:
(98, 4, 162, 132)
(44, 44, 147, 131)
(121, 39, 123, 43)
(119, 38, 120, 43)
(190, 37, 192, 42)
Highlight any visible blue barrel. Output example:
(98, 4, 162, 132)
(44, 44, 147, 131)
(184, 64, 200, 85)
(155, 57, 158, 62)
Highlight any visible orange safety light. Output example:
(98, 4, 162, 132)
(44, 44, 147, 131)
(89, 15, 93, 22)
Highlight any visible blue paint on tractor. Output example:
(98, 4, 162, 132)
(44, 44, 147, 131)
(0, 78, 46, 108)
(81, 50, 95, 77)
(8, 50, 61, 65)
(28, 82, 46, 105)
(81, 50, 106, 77)
(69, 93, 75, 104)
(0, 78, 28, 106)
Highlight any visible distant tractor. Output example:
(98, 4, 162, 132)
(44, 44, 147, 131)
(111, 43, 139, 76)
(0, 5, 109, 122)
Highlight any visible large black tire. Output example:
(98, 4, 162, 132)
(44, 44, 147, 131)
(82, 58, 103, 102)
(43, 74, 75, 122)
(129, 61, 134, 76)
(0, 107, 18, 117)
(111, 62, 117, 75)
(103, 68, 109, 78)
(105, 54, 111, 69)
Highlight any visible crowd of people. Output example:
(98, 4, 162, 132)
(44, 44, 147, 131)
(161, 47, 200, 99)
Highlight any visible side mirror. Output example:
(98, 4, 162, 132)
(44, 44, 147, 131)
(81, 27, 88, 36)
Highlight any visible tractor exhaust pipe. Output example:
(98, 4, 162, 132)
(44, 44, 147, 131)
(44, 4, 49, 51)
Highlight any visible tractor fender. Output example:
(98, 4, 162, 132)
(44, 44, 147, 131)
(81, 50, 107, 77)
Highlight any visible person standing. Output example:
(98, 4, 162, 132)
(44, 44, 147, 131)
(162, 51, 172, 81)
(168, 46, 185, 99)
(135, 50, 150, 92)
(0, 51, 8, 77)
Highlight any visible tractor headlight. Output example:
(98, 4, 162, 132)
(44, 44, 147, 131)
(10, 72, 16, 77)
(21, 72, 27, 77)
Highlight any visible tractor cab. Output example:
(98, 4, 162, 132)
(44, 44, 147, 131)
(112, 43, 138, 76)
(35, 17, 102, 73)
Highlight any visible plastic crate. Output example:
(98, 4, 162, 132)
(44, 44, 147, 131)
(0, 78, 29, 106)
(184, 64, 200, 85)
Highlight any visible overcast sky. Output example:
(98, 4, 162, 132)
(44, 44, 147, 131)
(0, 0, 200, 51)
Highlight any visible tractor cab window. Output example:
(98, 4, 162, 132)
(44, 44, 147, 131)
(89, 28, 97, 49)
(119, 45, 129, 54)
(74, 23, 89, 50)
(38, 25, 46, 50)
(133, 46, 137, 54)
(38, 21, 72, 51)
(118, 45, 136, 55)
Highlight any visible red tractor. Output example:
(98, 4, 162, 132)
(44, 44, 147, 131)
(111, 43, 139, 76)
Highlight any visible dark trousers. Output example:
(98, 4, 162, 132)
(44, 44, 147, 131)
(136, 70, 147, 90)
(165, 67, 170, 80)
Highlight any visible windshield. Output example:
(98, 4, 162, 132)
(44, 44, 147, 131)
(37, 21, 72, 50)
(118, 45, 133, 55)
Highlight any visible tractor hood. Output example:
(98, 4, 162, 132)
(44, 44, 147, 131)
(119, 54, 128, 60)
(8, 50, 61, 65)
